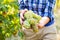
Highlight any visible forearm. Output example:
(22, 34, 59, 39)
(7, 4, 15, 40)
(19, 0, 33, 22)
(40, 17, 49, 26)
(38, 17, 50, 28)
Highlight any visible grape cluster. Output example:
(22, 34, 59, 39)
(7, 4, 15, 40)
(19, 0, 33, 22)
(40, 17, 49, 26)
(23, 10, 41, 32)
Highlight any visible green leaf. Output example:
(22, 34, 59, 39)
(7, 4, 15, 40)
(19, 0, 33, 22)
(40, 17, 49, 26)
(18, 31, 24, 39)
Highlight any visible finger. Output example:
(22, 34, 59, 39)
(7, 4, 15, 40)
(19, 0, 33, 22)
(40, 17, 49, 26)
(20, 18, 24, 25)
(37, 24, 44, 29)
(21, 10, 26, 14)
(24, 9, 28, 12)
(20, 13, 24, 20)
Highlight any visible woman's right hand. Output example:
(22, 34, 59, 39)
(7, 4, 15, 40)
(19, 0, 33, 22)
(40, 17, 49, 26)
(20, 9, 28, 25)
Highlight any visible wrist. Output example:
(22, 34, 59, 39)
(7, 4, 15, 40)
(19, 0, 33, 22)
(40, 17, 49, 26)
(38, 17, 50, 28)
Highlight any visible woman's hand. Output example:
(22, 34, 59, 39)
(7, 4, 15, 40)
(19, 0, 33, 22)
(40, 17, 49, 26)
(20, 9, 28, 25)
(37, 17, 50, 29)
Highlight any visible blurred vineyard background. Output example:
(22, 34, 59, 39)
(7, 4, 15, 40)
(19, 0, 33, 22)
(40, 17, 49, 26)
(54, 0, 60, 30)
(54, 0, 60, 40)
(0, 0, 24, 40)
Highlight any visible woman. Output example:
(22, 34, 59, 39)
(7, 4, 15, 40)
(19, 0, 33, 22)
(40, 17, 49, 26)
(18, 0, 57, 40)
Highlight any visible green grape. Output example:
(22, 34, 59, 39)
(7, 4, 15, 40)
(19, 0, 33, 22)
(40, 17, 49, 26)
(23, 20, 30, 29)
(32, 25, 38, 32)
(33, 13, 41, 22)
(2, 31, 5, 35)
(28, 18, 38, 25)
(24, 10, 33, 19)
(13, 30, 18, 36)
(5, 33, 11, 37)
(27, 18, 39, 32)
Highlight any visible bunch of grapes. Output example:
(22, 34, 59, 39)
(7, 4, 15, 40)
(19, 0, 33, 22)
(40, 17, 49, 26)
(23, 10, 41, 32)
